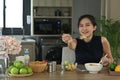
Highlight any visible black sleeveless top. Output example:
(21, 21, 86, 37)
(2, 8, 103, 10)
(75, 36, 103, 64)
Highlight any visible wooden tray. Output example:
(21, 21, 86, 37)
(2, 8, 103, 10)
(8, 73, 33, 77)
(109, 70, 120, 76)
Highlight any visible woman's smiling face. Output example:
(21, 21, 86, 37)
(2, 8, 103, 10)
(79, 18, 96, 38)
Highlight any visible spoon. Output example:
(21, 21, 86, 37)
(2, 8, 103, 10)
(99, 54, 108, 64)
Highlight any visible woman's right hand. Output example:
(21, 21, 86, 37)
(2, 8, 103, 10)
(62, 34, 73, 44)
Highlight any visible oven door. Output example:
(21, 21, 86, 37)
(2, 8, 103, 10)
(41, 44, 55, 60)
(42, 44, 62, 64)
(34, 19, 61, 35)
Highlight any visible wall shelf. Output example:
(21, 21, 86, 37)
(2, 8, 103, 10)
(31, 0, 73, 36)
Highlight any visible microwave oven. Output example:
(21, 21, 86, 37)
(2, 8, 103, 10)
(34, 19, 61, 35)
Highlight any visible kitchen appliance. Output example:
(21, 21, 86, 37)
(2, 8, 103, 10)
(41, 38, 63, 64)
(34, 19, 61, 35)
(45, 46, 62, 64)
(35, 37, 66, 64)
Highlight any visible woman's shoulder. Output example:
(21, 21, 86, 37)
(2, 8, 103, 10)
(101, 36, 108, 44)
(93, 35, 108, 41)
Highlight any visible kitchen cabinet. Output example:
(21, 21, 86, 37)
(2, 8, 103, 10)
(31, 0, 73, 35)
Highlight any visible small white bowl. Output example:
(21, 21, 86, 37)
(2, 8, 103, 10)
(85, 63, 103, 74)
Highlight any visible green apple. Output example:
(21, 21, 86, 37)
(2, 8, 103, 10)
(19, 68, 28, 74)
(8, 65, 14, 73)
(10, 67, 19, 74)
(26, 67, 33, 74)
(64, 61, 71, 66)
(13, 61, 24, 69)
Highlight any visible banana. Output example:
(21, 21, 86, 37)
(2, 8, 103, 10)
(80, 36, 87, 40)
(65, 63, 76, 71)
(71, 64, 76, 70)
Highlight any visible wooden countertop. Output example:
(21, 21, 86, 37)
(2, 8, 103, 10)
(4, 65, 120, 80)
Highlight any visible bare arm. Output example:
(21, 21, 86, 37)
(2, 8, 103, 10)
(67, 39, 77, 50)
(101, 36, 113, 65)
(62, 34, 77, 50)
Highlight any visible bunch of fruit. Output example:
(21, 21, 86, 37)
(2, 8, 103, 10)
(7, 60, 33, 74)
(63, 61, 77, 71)
(28, 60, 48, 73)
(109, 62, 120, 72)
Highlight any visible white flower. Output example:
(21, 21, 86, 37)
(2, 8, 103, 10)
(0, 36, 22, 55)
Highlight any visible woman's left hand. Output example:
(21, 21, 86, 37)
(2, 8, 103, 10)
(100, 56, 109, 66)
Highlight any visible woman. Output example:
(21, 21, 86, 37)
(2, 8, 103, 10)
(62, 14, 113, 66)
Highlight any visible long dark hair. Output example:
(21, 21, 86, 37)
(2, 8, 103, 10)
(78, 14, 97, 27)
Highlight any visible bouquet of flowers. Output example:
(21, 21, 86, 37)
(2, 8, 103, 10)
(0, 36, 21, 57)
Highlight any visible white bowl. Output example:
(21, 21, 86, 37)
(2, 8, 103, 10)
(85, 63, 103, 74)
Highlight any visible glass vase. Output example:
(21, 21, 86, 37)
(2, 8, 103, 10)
(8, 54, 16, 66)
(0, 54, 9, 78)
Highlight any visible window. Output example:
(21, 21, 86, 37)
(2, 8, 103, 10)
(6, 0, 23, 28)
(0, 0, 23, 28)
(0, 0, 30, 35)
(0, 0, 3, 27)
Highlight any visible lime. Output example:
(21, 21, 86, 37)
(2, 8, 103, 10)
(109, 62, 117, 71)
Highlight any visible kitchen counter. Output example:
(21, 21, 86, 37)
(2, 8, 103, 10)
(2, 65, 120, 80)
(21, 39, 35, 43)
